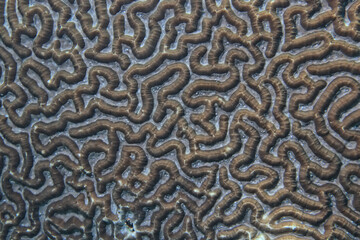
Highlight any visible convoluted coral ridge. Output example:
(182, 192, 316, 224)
(0, 0, 360, 239)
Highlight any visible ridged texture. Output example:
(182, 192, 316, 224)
(0, 0, 360, 239)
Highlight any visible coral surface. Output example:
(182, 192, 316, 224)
(1, 0, 360, 239)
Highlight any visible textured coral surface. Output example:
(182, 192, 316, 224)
(1, 0, 360, 239)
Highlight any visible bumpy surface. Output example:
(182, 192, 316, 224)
(1, 0, 360, 239)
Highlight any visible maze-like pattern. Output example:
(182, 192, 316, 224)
(1, 0, 360, 239)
